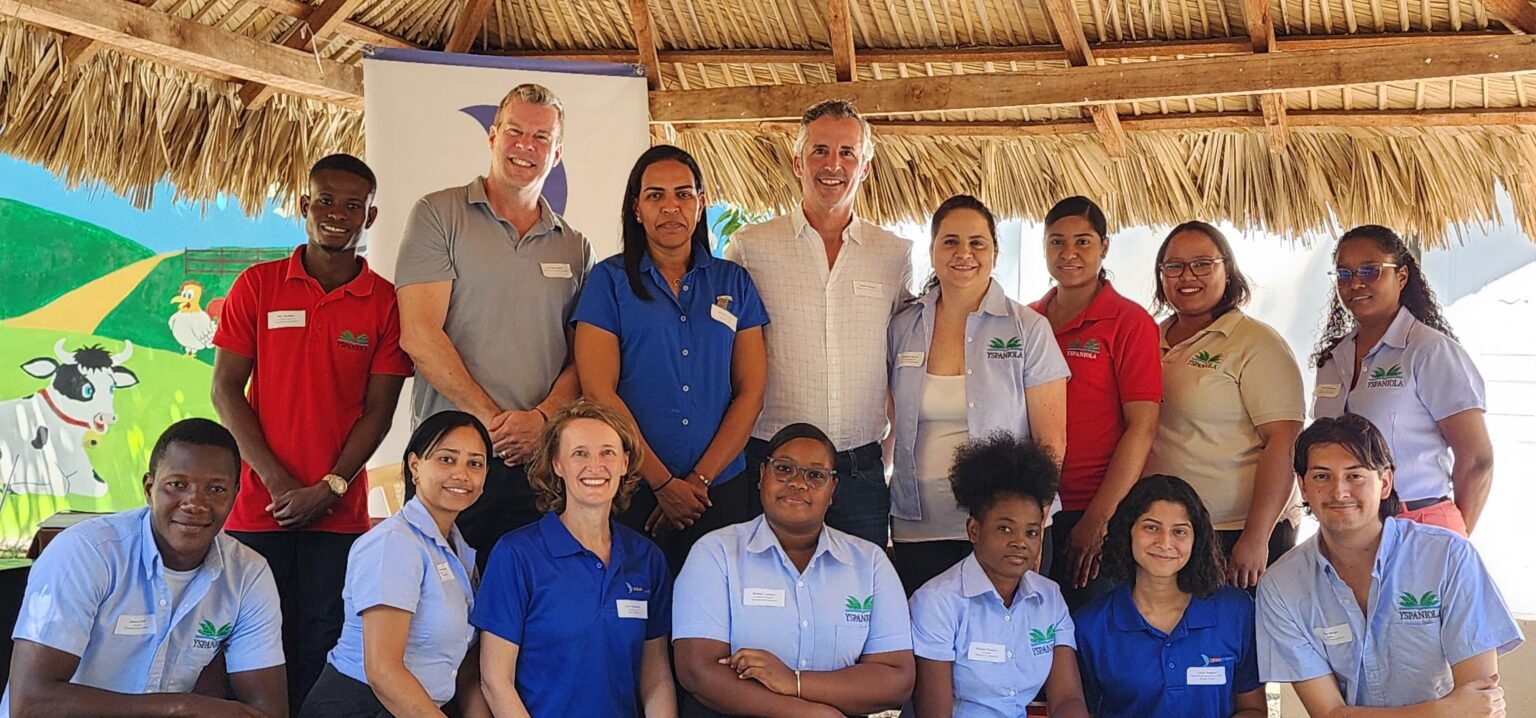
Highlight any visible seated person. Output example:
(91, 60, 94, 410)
(673, 423, 914, 718)
(3, 418, 285, 717)
(908, 432, 1089, 718)
(1258, 414, 1523, 716)
(1074, 474, 1264, 717)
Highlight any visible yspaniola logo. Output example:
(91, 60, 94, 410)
(1065, 337, 1103, 359)
(844, 595, 873, 623)
(192, 620, 233, 650)
(1187, 350, 1224, 369)
(1366, 364, 1406, 388)
(987, 336, 1024, 359)
(337, 330, 370, 350)
(1029, 624, 1057, 655)
(1396, 591, 1441, 621)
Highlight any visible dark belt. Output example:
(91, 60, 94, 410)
(1401, 495, 1451, 512)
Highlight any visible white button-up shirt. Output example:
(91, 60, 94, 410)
(725, 205, 914, 449)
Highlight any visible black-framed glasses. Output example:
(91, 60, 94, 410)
(1158, 258, 1225, 278)
(764, 458, 836, 489)
(1330, 263, 1400, 285)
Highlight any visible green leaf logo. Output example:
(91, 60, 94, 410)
(196, 620, 233, 639)
(1083, 338, 1102, 352)
(337, 330, 370, 348)
(844, 595, 874, 615)
(1370, 364, 1404, 380)
(1398, 591, 1440, 609)
(1029, 624, 1057, 646)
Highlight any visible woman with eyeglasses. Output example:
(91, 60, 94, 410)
(672, 423, 915, 718)
(1309, 226, 1490, 536)
(1143, 222, 1304, 592)
(888, 194, 1070, 595)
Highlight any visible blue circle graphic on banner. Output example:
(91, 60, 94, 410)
(460, 105, 568, 215)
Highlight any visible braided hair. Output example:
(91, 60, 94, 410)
(1311, 225, 1457, 369)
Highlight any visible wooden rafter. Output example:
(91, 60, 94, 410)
(238, 0, 368, 110)
(444, 0, 494, 54)
(1242, 0, 1288, 152)
(241, 0, 415, 49)
(625, 0, 662, 90)
(825, 0, 856, 82)
(1482, 0, 1536, 33)
(1036, 0, 1127, 157)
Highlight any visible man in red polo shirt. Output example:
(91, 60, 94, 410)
(211, 154, 412, 714)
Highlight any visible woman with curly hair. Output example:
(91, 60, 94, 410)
(1311, 225, 1492, 536)
(908, 432, 1088, 718)
(1073, 475, 1265, 717)
(473, 399, 677, 717)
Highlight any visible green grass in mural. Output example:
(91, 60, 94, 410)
(94, 253, 245, 363)
(0, 198, 155, 318)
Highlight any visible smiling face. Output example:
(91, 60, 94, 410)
(143, 442, 240, 571)
(1130, 500, 1194, 582)
(300, 168, 377, 254)
(966, 493, 1045, 586)
(1159, 230, 1229, 319)
(792, 116, 870, 216)
(408, 426, 489, 518)
(931, 208, 996, 293)
(551, 418, 630, 512)
(759, 438, 837, 532)
(487, 99, 563, 192)
(634, 159, 704, 255)
(1045, 214, 1107, 290)
(1301, 442, 1393, 535)
(1334, 237, 1408, 326)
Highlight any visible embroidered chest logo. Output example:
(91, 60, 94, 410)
(1366, 364, 1406, 388)
(1029, 624, 1058, 655)
(1187, 351, 1225, 369)
(1201, 654, 1230, 666)
(1065, 338, 1103, 359)
(337, 330, 370, 351)
(844, 595, 873, 623)
(1396, 591, 1441, 622)
(986, 336, 1024, 360)
(192, 620, 233, 650)
(625, 581, 650, 595)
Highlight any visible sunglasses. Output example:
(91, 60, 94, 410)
(1330, 263, 1400, 285)
(764, 458, 835, 489)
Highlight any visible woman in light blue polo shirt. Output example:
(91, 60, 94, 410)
(1073, 474, 1264, 717)
(673, 422, 915, 718)
(1311, 225, 1492, 536)
(889, 194, 1070, 594)
(475, 399, 676, 717)
(300, 411, 491, 718)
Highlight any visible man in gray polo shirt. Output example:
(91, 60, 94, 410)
(396, 83, 592, 567)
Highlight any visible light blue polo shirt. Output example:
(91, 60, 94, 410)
(1075, 584, 1259, 718)
(673, 515, 912, 671)
(1, 508, 283, 713)
(327, 498, 476, 705)
(1312, 306, 1486, 502)
(572, 249, 769, 482)
(908, 554, 1075, 717)
(887, 280, 1070, 521)
(1257, 518, 1523, 707)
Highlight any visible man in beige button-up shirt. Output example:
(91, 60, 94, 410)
(725, 100, 914, 548)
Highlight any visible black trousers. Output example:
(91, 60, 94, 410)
(452, 460, 543, 574)
(891, 540, 973, 596)
(619, 470, 756, 576)
(1216, 520, 1299, 596)
(227, 530, 358, 717)
(1045, 510, 1120, 613)
(298, 663, 391, 718)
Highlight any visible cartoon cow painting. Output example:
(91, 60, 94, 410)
(0, 340, 137, 498)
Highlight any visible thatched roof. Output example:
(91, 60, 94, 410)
(3, 0, 1536, 244)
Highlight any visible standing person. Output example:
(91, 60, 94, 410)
(211, 153, 412, 712)
(298, 411, 492, 718)
(573, 145, 768, 571)
(1073, 475, 1265, 718)
(1311, 225, 1492, 535)
(724, 99, 914, 548)
(888, 195, 1069, 594)
(1028, 196, 1161, 610)
(3, 419, 286, 717)
(396, 84, 593, 569)
(1143, 221, 1304, 591)
(1258, 414, 1522, 714)
(475, 400, 677, 718)
(907, 433, 1090, 718)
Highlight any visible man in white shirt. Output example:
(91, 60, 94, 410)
(725, 100, 913, 547)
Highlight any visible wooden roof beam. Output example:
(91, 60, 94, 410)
(626, 0, 663, 90)
(241, 0, 416, 49)
(239, 0, 368, 110)
(1037, 0, 1127, 157)
(1482, 0, 1536, 33)
(825, 0, 856, 82)
(1242, 0, 1288, 152)
(444, 0, 494, 54)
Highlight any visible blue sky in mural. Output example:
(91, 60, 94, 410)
(0, 155, 304, 251)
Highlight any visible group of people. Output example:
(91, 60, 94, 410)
(1, 81, 1523, 718)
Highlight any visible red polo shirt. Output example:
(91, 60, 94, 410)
(213, 247, 413, 533)
(1029, 281, 1162, 511)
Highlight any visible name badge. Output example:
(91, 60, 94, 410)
(896, 352, 925, 368)
(1187, 666, 1227, 686)
(1315, 383, 1342, 398)
(114, 614, 154, 636)
(616, 599, 648, 619)
(540, 263, 573, 279)
(743, 588, 786, 607)
(435, 562, 454, 582)
(267, 310, 306, 329)
(966, 642, 1007, 663)
(710, 304, 738, 332)
(852, 280, 883, 298)
(1314, 623, 1354, 646)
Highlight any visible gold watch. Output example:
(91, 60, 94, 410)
(321, 473, 348, 497)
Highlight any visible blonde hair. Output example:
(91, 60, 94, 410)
(527, 399, 645, 514)
(494, 83, 566, 140)
(791, 99, 874, 163)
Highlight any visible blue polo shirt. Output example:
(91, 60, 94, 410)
(1075, 584, 1260, 717)
(572, 250, 769, 481)
(472, 512, 672, 717)
(2, 508, 284, 714)
(1257, 518, 1523, 707)
(909, 554, 1076, 718)
(327, 498, 477, 705)
(673, 515, 912, 670)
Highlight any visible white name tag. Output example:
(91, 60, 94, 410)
(540, 262, 573, 279)
(435, 562, 454, 582)
(710, 304, 738, 332)
(114, 614, 154, 636)
(852, 280, 883, 298)
(267, 310, 306, 329)
(1314, 623, 1354, 646)
(1315, 383, 1342, 398)
(616, 599, 648, 619)
(743, 588, 786, 607)
(896, 352, 925, 368)
(1187, 666, 1227, 686)
(966, 642, 1007, 663)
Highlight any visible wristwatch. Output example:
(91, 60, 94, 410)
(321, 473, 348, 497)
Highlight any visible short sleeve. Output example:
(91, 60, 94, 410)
(1414, 336, 1486, 422)
(11, 530, 109, 656)
(212, 269, 260, 358)
(1255, 576, 1331, 683)
(1438, 538, 1524, 664)
(863, 551, 914, 655)
(644, 544, 674, 641)
(1019, 310, 1072, 388)
(347, 528, 427, 615)
(1237, 328, 1305, 427)
(1044, 584, 1076, 651)
(570, 263, 624, 336)
(670, 537, 732, 643)
(370, 296, 415, 377)
(1113, 306, 1163, 403)
(393, 198, 457, 288)
(1231, 590, 1262, 694)
(907, 587, 957, 662)
(730, 265, 770, 331)
(224, 561, 285, 673)
(470, 537, 532, 645)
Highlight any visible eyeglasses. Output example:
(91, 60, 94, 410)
(764, 458, 836, 489)
(1158, 258, 1225, 278)
(1330, 263, 1400, 285)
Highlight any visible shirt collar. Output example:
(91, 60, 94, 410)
(1377, 306, 1417, 350)
(466, 177, 566, 238)
(536, 511, 586, 558)
(916, 279, 1009, 317)
(792, 203, 864, 245)
(1105, 582, 1217, 634)
(282, 245, 379, 298)
(138, 507, 222, 581)
(1163, 307, 1245, 346)
(1031, 280, 1122, 327)
(638, 245, 715, 276)
(1315, 518, 1401, 580)
(401, 497, 454, 551)
(958, 553, 1043, 605)
(743, 514, 851, 566)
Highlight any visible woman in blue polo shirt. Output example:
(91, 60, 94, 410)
(474, 399, 675, 717)
(1073, 474, 1264, 717)
(299, 411, 491, 718)
(1311, 225, 1492, 536)
(889, 194, 1070, 594)
(908, 432, 1089, 718)
(573, 144, 768, 572)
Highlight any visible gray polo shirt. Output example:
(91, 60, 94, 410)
(395, 177, 592, 426)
